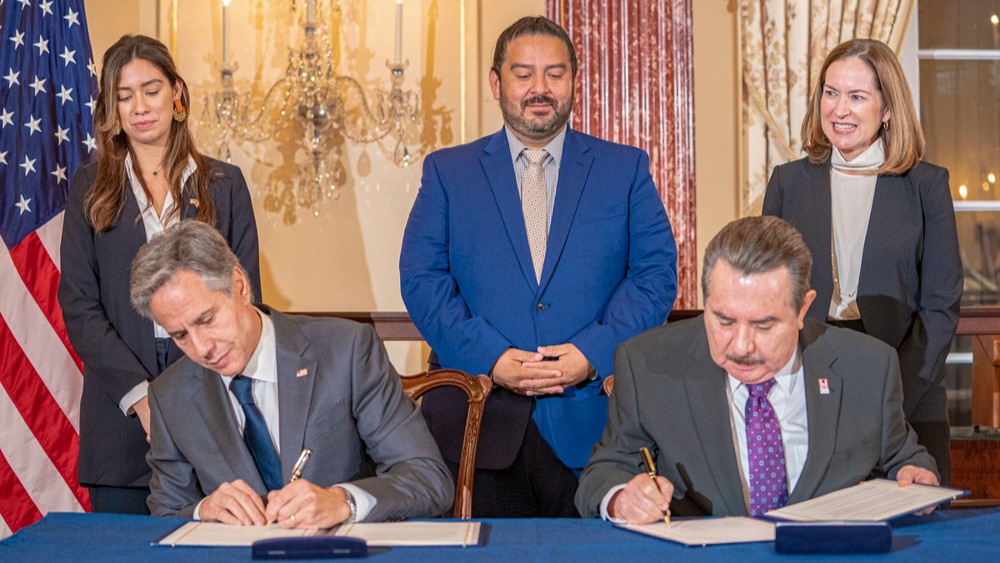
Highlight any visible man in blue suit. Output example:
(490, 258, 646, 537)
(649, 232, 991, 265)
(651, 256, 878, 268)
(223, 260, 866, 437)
(399, 17, 677, 517)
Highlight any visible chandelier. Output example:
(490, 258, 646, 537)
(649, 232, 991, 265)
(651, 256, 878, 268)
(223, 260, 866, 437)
(201, 0, 421, 223)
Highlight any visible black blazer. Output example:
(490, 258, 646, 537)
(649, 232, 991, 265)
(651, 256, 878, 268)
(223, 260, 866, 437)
(762, 157, 962, 422)
(58, 158, 261, 488)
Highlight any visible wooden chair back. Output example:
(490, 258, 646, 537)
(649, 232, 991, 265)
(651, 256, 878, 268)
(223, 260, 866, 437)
(399, 369, 492, 519)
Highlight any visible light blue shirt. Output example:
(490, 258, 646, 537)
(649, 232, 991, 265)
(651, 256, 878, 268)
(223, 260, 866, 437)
(504, 125, 567, 228)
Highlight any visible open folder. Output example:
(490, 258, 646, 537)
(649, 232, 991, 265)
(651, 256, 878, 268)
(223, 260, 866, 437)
(618, 479, 967, 548)
(155, 520, 483, 548)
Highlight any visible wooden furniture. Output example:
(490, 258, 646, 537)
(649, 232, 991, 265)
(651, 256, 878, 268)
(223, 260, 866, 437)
(399, 369, 491, 519)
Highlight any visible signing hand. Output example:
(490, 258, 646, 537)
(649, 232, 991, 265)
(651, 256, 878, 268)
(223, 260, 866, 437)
(199, 479, 267, 525)
(266, 480, 353, 529)
(896, 465, 940, 515)
(610, 473, 674, 524)
(519, 343, 593, 395)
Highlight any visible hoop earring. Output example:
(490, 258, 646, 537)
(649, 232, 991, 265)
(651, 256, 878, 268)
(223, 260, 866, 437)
(111, 120, 121, 136)
(882, 120, 889, 132)
(173, 99, 187, 123)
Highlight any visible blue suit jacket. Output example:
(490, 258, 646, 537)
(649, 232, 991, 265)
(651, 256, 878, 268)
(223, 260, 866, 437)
(400, 127, 677, 470)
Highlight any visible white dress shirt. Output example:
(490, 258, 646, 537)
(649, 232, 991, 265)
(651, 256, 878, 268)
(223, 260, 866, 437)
(117, 154, 196, 415)
(194, 307, 375, 520)
(599, 349, 810, 521)
(726, 348, 809, 511)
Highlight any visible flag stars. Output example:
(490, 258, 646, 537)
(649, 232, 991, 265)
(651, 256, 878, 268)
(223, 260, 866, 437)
(0, 107, 13, 128)
(56, 84, 73, 104)
(15, 194, 32, 215)
(64, 7, 80, 28)
(20, 155, 36, 176)
(40, 0, 53, 16)
(87, 58, 97, 78)
(29, 75, 46, 96)
(3, 68, 19, 88)
(54, 124, 69, 145)
(24, 115, 41, 135)
(85, 96, 95, 114)
(0, 150, 7, 165)
(9, 30, 24, 49)
(59, 46, 76, 66)
(33, 35, 49, 56)
(18, 0, 32, 9)
(83, 132, 96, 152)
(51, 164, 67, 183)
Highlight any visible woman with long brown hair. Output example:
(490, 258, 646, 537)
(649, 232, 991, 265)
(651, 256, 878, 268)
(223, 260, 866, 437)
(58, 34, 261, 513)
(763, 38, 962, 484)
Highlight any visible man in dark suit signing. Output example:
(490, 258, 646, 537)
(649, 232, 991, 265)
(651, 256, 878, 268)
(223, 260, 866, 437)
(129, 221, 453, 527)
(576, 216, 939, 522)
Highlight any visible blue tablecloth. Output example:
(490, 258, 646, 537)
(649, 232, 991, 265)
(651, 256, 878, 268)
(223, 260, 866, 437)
(2, 510, 998, 561)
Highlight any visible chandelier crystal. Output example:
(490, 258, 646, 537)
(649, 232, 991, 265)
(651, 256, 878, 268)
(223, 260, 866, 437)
(201, 0, 421, 223)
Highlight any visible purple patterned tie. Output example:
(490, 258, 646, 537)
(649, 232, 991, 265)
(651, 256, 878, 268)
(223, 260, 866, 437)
(745, 378, 788, 515)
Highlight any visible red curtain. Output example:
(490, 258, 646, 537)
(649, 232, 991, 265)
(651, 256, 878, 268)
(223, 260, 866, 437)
(548, 0, 697, 308)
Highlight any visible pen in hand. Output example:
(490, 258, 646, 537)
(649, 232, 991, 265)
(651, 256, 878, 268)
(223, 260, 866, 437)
(640, 446, 670, 527)
(264, 448, 313, 527)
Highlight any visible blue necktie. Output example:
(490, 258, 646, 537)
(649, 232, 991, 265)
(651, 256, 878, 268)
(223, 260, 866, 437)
(745, 379, 788, 515)
(229, 376, 283, 491)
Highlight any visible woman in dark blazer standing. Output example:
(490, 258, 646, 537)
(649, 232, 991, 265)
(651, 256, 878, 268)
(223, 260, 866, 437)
(58, 35, 261, 513)
(763, 38, 962, 484)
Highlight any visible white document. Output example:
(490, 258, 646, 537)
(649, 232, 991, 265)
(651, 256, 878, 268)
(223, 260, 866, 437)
(766, 479, 966, 522)
(155, 521, 317, 547)
(334, 521, 482, 547)
(618, 517, 775, 547)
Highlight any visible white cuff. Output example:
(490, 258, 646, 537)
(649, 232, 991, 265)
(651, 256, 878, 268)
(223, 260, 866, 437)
(337, 483, 376, 522)
(119, 381, 150, 415)
(192, 498, 206, 520)
(600, 484, 628, 523)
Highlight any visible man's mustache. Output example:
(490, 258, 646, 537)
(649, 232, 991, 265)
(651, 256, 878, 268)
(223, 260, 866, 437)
(726, 353, 764, 366)
(523, 95, 556, 108)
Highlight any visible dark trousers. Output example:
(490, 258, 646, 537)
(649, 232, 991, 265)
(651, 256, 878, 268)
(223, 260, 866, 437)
(88, 486, 150, 515)
(448, 420, 580, 518)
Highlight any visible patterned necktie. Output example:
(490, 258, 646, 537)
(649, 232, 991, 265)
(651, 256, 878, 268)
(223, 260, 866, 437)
(521, 148, 548, 283)
(229, 376, 283, 491)
(744, 378, 788, 515)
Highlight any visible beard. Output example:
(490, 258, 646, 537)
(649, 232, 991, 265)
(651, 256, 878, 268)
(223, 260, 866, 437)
(498, 90, 573, 142)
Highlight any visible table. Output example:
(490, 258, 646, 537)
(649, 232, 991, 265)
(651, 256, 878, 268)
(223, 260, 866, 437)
(2, 510, 998, 561)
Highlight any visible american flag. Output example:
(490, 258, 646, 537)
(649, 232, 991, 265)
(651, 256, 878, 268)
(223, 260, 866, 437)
(0, 0, 96, 535)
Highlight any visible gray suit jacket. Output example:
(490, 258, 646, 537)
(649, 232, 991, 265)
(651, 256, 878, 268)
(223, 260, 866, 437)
(146, 308, 453, 521)
(576, 317, 937, 518)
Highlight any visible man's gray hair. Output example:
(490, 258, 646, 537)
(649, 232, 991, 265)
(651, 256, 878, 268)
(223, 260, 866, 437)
(130, 220, 244, 319)
(701, 216, 813, 310)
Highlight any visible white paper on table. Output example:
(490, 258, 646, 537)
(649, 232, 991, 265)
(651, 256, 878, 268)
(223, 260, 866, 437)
(334, 521, 483, 547)
(618, 517, 775, 547)
(154, 521, 317, 547)
(766, 479, 967, 522)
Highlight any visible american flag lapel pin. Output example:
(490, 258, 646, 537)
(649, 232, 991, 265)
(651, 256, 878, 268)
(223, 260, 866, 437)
(818, 378, 830, 395)
(296, 368, 309, 378)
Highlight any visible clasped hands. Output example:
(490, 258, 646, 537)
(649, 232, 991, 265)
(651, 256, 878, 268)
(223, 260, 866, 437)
(491, 343, 592, 396)
(610, 464, 941, 524)
(200, 478, 353, 529)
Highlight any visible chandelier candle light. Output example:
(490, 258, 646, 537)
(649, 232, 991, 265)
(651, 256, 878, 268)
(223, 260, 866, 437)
(203, 0, 422, 222)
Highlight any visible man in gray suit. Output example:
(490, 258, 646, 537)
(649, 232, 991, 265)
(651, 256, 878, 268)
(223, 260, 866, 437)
(130, 221, 452, 527)
(576, 216, 939, 523)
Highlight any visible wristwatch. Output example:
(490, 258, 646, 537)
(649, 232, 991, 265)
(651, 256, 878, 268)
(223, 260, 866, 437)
(343, 489, 357, 523)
